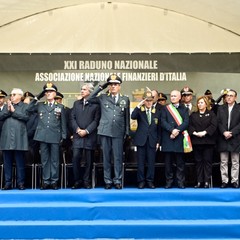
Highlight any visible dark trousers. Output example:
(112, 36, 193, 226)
(137, 139, 156, 183)
(72, 148, 93, 184)
(3, 150, 25, 186)
(40, 142, 59, 184)
(193, 144, 213, 183)
(100, 135, 123, 185)
(164, 152, 185, 185)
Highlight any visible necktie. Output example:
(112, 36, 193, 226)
(49, 103, 52, 107)
(228, 107, 232, 130)
(113, 95, 116, 104)
(186, 104, 189, 109)
(147, 109, 151, 125)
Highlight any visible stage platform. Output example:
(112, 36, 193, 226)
(0, 188, 240, 239)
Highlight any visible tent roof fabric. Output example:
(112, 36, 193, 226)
(0, 0, 240, 53)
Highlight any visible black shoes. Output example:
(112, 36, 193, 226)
(147, 182, 155, 189)
(2, 185, 12, 190)
(51, 183, 58, 190)
(71, 182, 81, 189)
(165, 183, 172, 189)
(178, 184, 185, 189)
(138, 182, 145, 189)
(195, 182, 210, 188)
(115, 184, 122, 189)
(104, 183, 122, 189)
(204, 182, 210, 188)
(18, 184, 25, 190)
(194, 182, 202, 188)
(220, 182, 228, 188)
(40, 183, 50, 190)
(2, 184, 25, 190)
(104, 184, 112, 190)
(232, 182, 239, 188)
(83, 182, 92, 189)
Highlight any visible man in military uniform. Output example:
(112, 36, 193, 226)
(131, 91, 161, 189)
(158, 92, 168, 106)
(181, 86, 197, 114)
(28, 83, 67, 190)
(88, 74, 130, 189)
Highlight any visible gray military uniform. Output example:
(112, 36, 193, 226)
(88, 87, 130, 185)
(28, 99, 67, 185)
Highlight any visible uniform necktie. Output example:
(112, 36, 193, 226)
(147, 109, 151, 125)
(113, 95, 116, 104)
(49, 103, 52, 107)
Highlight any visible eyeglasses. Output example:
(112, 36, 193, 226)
(226, 94, 235, 97)
(10, 93, 18, 96)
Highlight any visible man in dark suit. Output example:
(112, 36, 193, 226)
(28, 83, 67, 190)
(70, 83, 100, 189)
(0, 90, 7, 137)
(161, 90, 189, 189)
(88, 74, 130, 189)
(131, 91, 161, 189)
(0, 88, 29, 190)
(217, 89, 240, 188)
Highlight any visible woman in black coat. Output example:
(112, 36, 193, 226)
(188, 96, 217, 188)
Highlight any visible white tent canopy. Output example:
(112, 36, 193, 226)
(0, 0, 240, 53)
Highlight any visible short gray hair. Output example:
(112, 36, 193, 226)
(83, 83, 94, 93)
(11, 88, 23, 96)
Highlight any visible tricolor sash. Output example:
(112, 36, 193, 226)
(166, 104, 192, 153)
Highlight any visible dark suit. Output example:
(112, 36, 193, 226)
(28, 100, 67, 185)
(70, 99, 100, 185)
(188, 110, 217, 182)
(0, 102, 29, 187)
(88, 87, 130, 185)
(161, 104, 189, 186)
(217, 102, 240, 184)
(131, 106, 161, 183)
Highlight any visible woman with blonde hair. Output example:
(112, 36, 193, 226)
(188, 96, 217, 188)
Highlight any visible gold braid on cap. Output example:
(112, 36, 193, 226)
(110, 74, 117, 80)
(46, 82, 53, 88)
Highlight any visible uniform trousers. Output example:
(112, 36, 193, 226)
(72, 148, 93, 184)
(100, 135, 123, 185)
(137, 138, 156, 183)
(220, 151, 239, 184)
(40, 142, 59, 184)
(3, 150, 25, 186)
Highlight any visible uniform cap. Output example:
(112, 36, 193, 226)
(143, 91, 154, 100)
(23, 91, 34, 99)
(0, 90, 7, 97)
(158, 92, 167, 100)
(220, 88, 230, 96)
(54, 92, 64, 99)
(181, 86, 193, 95)
(43, 82, 57, 92)
(204, 89, 212, 95)
(107, 74, 122, 84)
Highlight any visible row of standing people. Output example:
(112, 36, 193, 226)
(0, 77, 239, 190)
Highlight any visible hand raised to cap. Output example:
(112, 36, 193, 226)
(36, 90, 46, 100)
